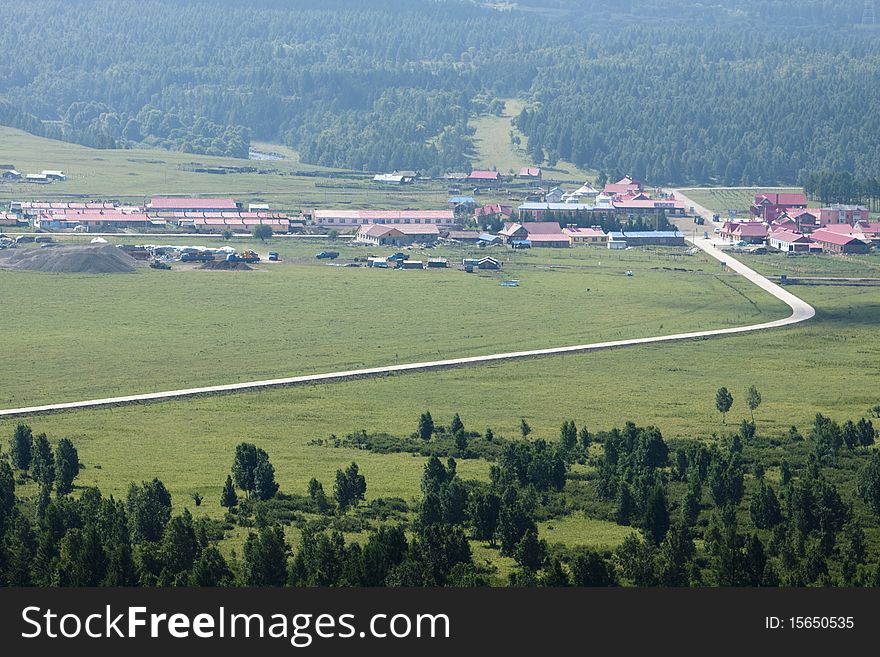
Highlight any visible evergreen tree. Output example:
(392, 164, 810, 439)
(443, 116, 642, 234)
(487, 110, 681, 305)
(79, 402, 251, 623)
(643, 484, 670, 545)
(242, 525, 290, 586)
(127, 478, 172, 543)
(253, 451, 279, 501)
(335, 462, 367, 512)
(418, 411, 434, 442)
(615, 483, 635, 526)
(571, 549, 617, 586)
(220, 475, 238, 509)
(231, 442, 259, 499)
(54, 438, 80, 495)
(858, 452, 880, 518)
(514, 529, 547, 573)
(470, 490, 501, 545)
(520, 419, 532, 439)
(449, 413, 464, 436)
(189, 545, 233, 586)
(30, 433, 55, 490)
(9, 424, 33, 472)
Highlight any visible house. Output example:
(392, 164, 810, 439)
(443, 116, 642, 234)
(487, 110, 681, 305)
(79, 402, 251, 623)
(25, 174, 50, 184)
(750, 191, 807, 222)
(607, 231, 686, 247)
(147, 197, 239, 213)
(786, 209, 819, 233)
(608, 239, 627, 250)
(448, 196, 477, 207)
(720, 221, 768, 244)
(373, 173, 408, 184)
(467, 170, 502, 185)
(0, 213, 21, 226)
(477, 257, 502, 270)
(603, 175, 642, 197)
(561, 182, 600, 203)
(41, 170, 66, 181)
(475, 203, 513, 219)
(611, 191, 686, 215)
(398, 260, 424, 270)
(517, 167, 542, 180)
(499, 221, 567, 246)
(768, 229, 813, 253)
(427, 258, 448, 268)
(354, 223, 440, 246)
(478, 232, 502, 245)
(1, 169, 21, 180)
(819, 205, 870, 226)
(545, 187, 564, 203)
(809, 228, 870, 254)
(444, 230, 482, 243)
(312, 209, 456, 227)
(563, 226, 607, 246)
(819, 222, 880, 245)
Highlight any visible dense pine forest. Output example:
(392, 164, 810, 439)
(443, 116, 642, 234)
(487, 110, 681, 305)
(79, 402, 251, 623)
(0, 0, 878, 183)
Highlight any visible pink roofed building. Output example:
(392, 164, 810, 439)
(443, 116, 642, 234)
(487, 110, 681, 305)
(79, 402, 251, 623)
(563, 226, 607, 246)
(602, 175, 642, 197)
(517, 167, 542, 180)
(810, 228, 870, 254)
(768, 229, 813, 253)
(750, 191, 807, 222)
(818, 205, 870, 226)
(147, 197, 239, 213)
(354, 222, 440, 246)
(467, 170, 502, 184)
(311, 209, 455, 226)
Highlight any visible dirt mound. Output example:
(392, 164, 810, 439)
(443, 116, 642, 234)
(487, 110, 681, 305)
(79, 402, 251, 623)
(198, 260, 253, 270)
(0, 244, 140, 273)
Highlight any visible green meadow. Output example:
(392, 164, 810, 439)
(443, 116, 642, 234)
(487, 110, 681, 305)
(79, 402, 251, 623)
(0, 241, 787, 408)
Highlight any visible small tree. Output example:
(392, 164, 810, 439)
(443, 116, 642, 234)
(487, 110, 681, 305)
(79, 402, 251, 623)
(454, 431, 469, 453)
(307, 478, 330, 513)
(643, 484, 670, 545)
(715, 387, 733, 424)
(221, 230, 234, 241)
(450, 413, 464, 436)
(232, 443, 258, 498)
(9, 424, 33, 472)
(252, 224, 273, 242)
(520, 418, 532, 439)
(253, 451, 279, 501)
(335, 462, 367, 512)
(560, 420, 577, 453)
(220, 474, 238, 509)
(30, 433, 55, 489)
(746, 386, 762, 420)
(418, 411, 434, 442)
(54, 437, 80, 494)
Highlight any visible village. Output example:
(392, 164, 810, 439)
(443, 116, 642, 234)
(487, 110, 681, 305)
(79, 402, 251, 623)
(1, 174, 877, 264)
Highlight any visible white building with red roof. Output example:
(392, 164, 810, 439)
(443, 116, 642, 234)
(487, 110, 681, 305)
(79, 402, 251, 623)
(312, 209, 455, 227)
(354, 223, 440, 246)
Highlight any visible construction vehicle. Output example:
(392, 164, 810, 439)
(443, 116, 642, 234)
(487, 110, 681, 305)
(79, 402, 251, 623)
(226, 249, 261, 263)
(149, 259, 171, 270)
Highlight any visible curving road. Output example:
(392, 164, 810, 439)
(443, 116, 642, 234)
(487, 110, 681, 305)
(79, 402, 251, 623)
(0, 213, 814, 419)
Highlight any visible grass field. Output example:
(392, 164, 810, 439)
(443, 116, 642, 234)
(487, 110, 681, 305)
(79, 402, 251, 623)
(0, 241, 787, 408)
(680, 187, 804, 216)
(735, 251, 880, 278)
(469, 99, 596, 183)
(2, 278, 876, 509)
(0, 127, 446, 210)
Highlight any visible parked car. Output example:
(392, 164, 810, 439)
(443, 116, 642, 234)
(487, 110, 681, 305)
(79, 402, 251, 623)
(388, 252, 409, 262)
(316, 251, 339, 259)
(267, 251, 280, 261)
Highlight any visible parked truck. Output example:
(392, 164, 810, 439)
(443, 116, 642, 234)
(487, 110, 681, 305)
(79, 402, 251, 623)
(226, 250, 261, 263)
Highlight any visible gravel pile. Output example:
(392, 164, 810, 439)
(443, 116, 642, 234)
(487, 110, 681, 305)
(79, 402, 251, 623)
(0, 244, 140, 273)
(198, 260, 253, 270)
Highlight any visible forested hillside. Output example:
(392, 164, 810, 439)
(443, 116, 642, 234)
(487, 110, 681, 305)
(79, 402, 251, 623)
(0, 0, 877, 183)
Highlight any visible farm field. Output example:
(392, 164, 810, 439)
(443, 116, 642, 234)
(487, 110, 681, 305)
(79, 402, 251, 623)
(468, 98, 595, 183)
(679, 187, 805, 216)
(0, 241, 788, 408)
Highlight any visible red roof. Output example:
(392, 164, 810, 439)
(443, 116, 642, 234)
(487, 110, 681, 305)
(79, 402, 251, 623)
(811, 229, 865, 246)
(476, 203, 513, 216)
(753, 192, 807, 207)
(468, 171, 502, 181)
(563, 227, 606, 237)
(357, 223, 440, 236)
(149, 197, 238, 210)
(521, 222, 563, 235)
(315, 210, 453, 221)
(769, 229, 809, 243)
(733, 223, 768, 237)
(517, 167, 542, 177)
